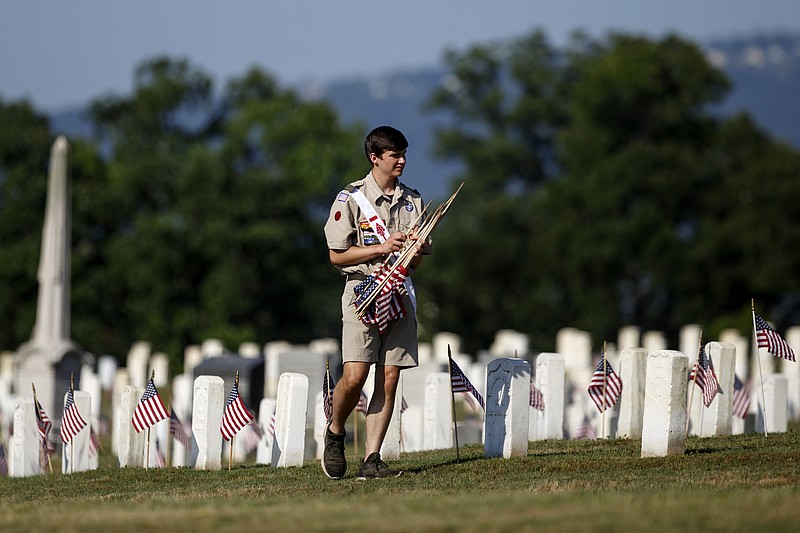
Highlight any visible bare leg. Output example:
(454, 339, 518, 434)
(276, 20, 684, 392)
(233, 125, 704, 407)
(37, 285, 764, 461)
(364, 365, 400, 458)
(329, 361, 370, 435)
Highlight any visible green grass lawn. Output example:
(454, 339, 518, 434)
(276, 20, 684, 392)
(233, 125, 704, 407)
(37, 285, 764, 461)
(1, 431, 799, 532)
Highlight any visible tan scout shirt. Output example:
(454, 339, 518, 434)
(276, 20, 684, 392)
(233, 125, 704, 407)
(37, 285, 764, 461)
(324, 171, 432, 276)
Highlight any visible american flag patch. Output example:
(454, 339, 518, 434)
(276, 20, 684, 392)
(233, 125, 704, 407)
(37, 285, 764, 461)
(337, 191, 349, 202)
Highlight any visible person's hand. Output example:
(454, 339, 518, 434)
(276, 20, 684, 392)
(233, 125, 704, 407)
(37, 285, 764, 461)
(381, 231, 407, 256)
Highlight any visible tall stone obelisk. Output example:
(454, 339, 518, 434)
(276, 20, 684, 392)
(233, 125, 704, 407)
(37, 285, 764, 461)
(15, 136, 86, 420)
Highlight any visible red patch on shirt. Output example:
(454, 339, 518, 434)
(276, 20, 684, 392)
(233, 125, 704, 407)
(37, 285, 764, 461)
(334, 211, 342, 221)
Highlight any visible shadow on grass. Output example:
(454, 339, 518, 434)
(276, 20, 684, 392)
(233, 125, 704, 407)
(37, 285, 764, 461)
(403, 454, 485, 473)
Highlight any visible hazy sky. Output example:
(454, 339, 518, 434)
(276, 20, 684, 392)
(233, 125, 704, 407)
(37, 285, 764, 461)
(2, 0, 799, 112)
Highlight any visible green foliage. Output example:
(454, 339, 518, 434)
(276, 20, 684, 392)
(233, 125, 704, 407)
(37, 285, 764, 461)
(0, 432, 798, 531)
(421, 30, 800, 353)
(0, 57, 364, 366)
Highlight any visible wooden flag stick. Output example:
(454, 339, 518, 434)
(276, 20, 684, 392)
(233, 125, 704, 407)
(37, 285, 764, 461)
(166, 397, 173, 469)
(685, 331, 703, 435)
(601, 341, 607, 439)
(447, 345, 461, 463)
(229, 371, 239, 471)
(751, 299, 769, 437)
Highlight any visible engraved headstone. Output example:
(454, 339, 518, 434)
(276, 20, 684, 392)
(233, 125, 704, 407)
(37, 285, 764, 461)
(641, 350, 688, 457)
(530, 352, 564, 441)
(423, 373, 452, 450)
(62, 390, 91, 473)
(697, 341, 735, 437)
(192, 376, 225, 470)
(484, 358, 530, 458)
(271, 372, 308, 468)
(9, 398, 40, 477)
(616, 348, 648, 439)
(117, 385, 144, 467)
(758, 373, 788, 434)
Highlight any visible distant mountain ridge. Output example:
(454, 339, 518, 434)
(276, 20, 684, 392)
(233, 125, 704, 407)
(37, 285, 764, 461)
(50, 32, 800, 200)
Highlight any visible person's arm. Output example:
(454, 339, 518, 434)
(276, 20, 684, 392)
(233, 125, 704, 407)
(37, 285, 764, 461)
(329, 231, 408, 267)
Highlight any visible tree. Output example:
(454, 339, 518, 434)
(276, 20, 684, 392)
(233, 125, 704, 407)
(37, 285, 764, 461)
(421, 30, 800, 353)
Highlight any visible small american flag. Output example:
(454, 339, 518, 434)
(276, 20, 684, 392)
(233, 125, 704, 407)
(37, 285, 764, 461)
(132, 377, 170, 433)
(220, 381, 254, 441)
(266, 414, 276, 438)
(356, 390, 369, 415)
(732, 374, 751, 419)
(154, 438, 166, 468)
(241, 421, 265, 454)
(689, 344, 720, 407)
(34, 396, 53, 451)
(530, 382, 545, 411)
(60, 386, 88, 444)
(354, 263, 408, 333)
(587, 353, 623, 413)
(755, 313, 796, 362)
(450, 357, 485, 410)
(89, 428, 101, 458)
(0, 441, 7, 477)
(323, 370, 336, 421)
(575, 415, 597, 440)
(169, 408, 192, 448)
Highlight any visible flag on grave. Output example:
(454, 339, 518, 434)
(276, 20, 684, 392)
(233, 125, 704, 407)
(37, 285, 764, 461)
(170, 408, 192, 448)
(356, 390, 369, 415)
(587, 353, 623, 413)
(449, 357, 485, 410)
(530, 382, 545, 411)
(323, 370, 336, 421)
(221, 380, 254, 441)
(34, 395, 54, 454)
(689, 344, 720, 407)
(732, 374, 751, 419)
(754, 313, 796, 362)
(132, 377, 170, 433)
(60, 385, 88, 444)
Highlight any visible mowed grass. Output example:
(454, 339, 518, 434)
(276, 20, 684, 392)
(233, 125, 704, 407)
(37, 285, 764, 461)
(1, 431, 799, 532)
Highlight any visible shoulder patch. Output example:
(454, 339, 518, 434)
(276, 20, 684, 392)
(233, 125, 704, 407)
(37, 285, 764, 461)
(337, 191, 349, 202)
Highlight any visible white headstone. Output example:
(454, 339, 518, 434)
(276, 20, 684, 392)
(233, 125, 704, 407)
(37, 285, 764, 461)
(265, 348, 324, 424)
(62, 390, 92, 473)
(117, 385, 144, 467)
(556, 327, 592, 379)
(127, 341, 150, 388)
(696, 342, 736, 437)
(192, 375, 225, 470)
(484, 358, 530, 458)
(643, 331, 668, 353)
(238, 342, 261, 358)
(490, 329, 529, 357)
(97, 355, 118, 390)
(679, 325, 702, 361)
(308, 338, 339, 356)
(720, 329, 749, 380)
(271, 372, 308, 468)
(110, 368, 129, 454)
(616, 347, 648, 439)
(79, 364, 102, 426)
(617, 326, 641, 351)
(201, 339, 225, 359)
(418, 342, 433, 365)
(423, 373, 452, 450)
(9, 398, 40, 477)
(149, 353, 170, 387)
(257, 398, 277, 465)
(170, 373, 194, 467)
(783, 326, 800, 420)
(400, 404, 423, 452)
(401, 362, 442, 414)
(432, 332, 462, 364)
(641, 350, 688, 457)
(183, 345, 203, 376)
(531, 353, 565, 441)
(758, 373, 788, 434)
(0, 352, 14, 384)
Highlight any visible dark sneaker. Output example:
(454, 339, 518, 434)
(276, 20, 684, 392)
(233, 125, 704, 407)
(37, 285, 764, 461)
(357, 452, 403, 479)
(322, 425, 347, 479)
